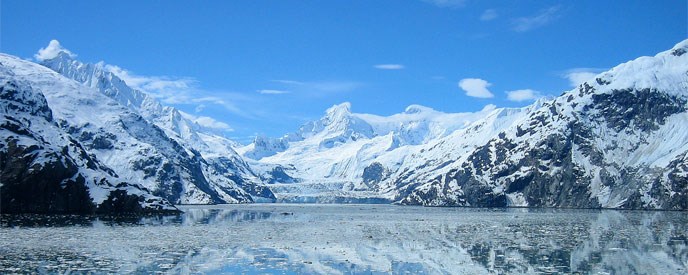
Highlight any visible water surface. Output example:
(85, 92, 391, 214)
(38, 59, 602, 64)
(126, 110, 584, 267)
(1, 204, 686, 274)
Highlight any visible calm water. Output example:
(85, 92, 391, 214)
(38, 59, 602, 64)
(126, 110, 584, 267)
(1, 204, 686, 274)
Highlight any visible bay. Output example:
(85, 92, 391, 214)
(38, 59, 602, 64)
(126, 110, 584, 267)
(1, 204, 686, 274)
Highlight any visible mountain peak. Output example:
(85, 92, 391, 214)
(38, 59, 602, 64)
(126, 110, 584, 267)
(670, 39, 688, 56)
(326, 102, 352, 116)
(34, 40, 76, 61)
(404, 104, 435, 114)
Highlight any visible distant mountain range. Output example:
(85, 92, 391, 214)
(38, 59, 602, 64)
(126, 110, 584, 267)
(241, 40, 688, 210)
(1, 40, 686, 213)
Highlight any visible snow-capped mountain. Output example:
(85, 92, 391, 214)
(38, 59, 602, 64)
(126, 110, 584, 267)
(240, 100, 519, 202)
(398, 40, 688, 210)
(4, 39, 686, 211)
(1, 41, 274, 208)
(245, 40, 688, 210)
(0, 55, 178, 214)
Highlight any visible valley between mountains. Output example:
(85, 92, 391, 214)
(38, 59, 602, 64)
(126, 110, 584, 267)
(1, 40, 687, 213)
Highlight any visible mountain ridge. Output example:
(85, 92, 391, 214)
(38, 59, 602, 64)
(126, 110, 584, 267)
(244, 39, 688, 210)
(2, 39, 687, 212)
(39, 47, 276, 204)
(0, 55, 178, 214)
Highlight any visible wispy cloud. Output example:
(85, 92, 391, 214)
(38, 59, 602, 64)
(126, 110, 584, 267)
(272, 80, 304, 85)
(374, 64, 405, 70)
(482, 104, 497, 112)
(480, 9, 498, 21)
(35, 39, 75, 61)
(562, 68, 607, 87)
(458, 78, 494, 98)
(512, 6, 561, 32)
(193, 95, 252, 117)
(105, 65, 257, 118)
(258, 89, 290, 95)
(506, 89, 542, 102)
(180, 112, 233, 132)
(105, 65, 196, 95)
(423, 0, 466, 8)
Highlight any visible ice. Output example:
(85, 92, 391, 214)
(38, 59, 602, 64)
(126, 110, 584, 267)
(1, 205, 686, 274)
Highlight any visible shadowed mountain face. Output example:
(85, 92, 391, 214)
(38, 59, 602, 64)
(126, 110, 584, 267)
(38, 49, 276, 205)
(0, 62, 178, 214)
(1, 45, 274, 214)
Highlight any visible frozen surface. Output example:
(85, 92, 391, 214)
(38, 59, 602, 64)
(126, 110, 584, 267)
(1, 205, 686, 274)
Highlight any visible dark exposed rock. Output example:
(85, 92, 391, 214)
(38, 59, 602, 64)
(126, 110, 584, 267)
(398, 81, 688, 209)
(1, 73, 178, 215)
(361, 162, 387, 190)
(95, 189, 180, 214)
(0, 80, 52, 120)
(1, 138, 94, 214)
(267, 165, 298, 184)
(590, 88, 686, 132)
(595, 78, 611, 85)
(672, 48, 686, 56)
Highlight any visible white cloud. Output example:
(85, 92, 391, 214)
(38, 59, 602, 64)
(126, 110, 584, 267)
(562, 68, 606, 87)
(105, 65, 196, 94)
(258, 89, 290, 94)
(272, 79, 305, 85)
(34, 40, 75, 61)
(480, 9, 498, 21)
(481, 104, 497, 112)
(566, 72, 596, 87)
(194, 116, 233, 131)
(512, 6, 561, 32)
(506, 89, 542, 102)
(423, 0, 466, 8)
(104, 65, 257, 118)
(458, 78, 494, 98)
(180, 112, 233, 132)
(374, 64, 405, 70)
(192, 96, 247, 116)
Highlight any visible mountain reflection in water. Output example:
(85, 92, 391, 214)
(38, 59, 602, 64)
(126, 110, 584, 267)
(1, 204, 686, 274)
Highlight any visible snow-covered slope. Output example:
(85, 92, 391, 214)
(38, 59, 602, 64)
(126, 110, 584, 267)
(397, 40, 688, 209)
(241, 100, 523, 202)
(246, 40, 688, 210)
(2, 42, 275, 205)
(41, 45, 275, 204)
(0, 57, 178, 214)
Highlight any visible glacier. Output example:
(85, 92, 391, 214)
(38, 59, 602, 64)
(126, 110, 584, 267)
(2, 39, 687, 213)
(243, 40, 688, 210)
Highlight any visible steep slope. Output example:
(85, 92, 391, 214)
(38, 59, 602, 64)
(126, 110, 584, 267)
(375, 100, 546, 201)
(38, 44, 274, 203)
(243, 102, 514, 202)
(245, 40, 688, 210)
(0, 59, 178, 214)
(398, 40, 688, 210)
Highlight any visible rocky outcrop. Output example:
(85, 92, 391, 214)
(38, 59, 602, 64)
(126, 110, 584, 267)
(397, 41, 688, 209)
(0, 74, 178, 214)
(33, 46, 275, 205)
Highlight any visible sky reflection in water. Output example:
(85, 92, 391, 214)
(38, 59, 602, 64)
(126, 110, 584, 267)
(1, 204, 686, 274)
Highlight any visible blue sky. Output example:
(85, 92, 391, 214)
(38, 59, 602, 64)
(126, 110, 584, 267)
(1, 0, 686, 143)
